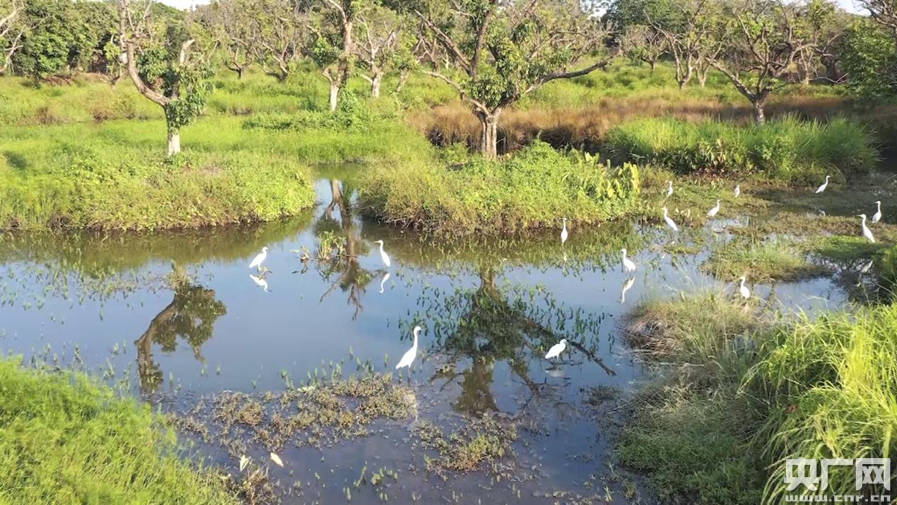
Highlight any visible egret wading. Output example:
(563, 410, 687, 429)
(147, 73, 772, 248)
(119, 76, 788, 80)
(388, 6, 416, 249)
(395, 326, 421, 369)
(815, 175, 830, 194)
(860, 214, 876, 243)
(662, 207, 679, 232)
(734, 185, 740, 198)
(249, 246, 268, 271)
(560, 218, 568, 245)
(707, 200, 721, 217)
(738, 275, 750, 299)
(374, 240, 391, 267)
(545, 339, 567, 360)
(872, 201, 882, 223)
(621, 248, 636, 272)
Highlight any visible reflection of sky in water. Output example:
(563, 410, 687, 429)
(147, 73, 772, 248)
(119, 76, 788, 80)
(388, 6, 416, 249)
(0, 176, 851, 503)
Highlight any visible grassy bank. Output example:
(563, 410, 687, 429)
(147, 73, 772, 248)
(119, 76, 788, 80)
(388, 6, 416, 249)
(604, 116, 877, 184)
(0, 357, 238, 504)
(619, 292, 897, 504)
(360, 142, 640, 235)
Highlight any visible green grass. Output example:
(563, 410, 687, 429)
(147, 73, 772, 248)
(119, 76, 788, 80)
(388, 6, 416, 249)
(0, 357, 238, 505)
(620, 292, 897, 504)
(360, 141, 640, 235)
(604, 116, 877, 184)
(703, 238, 830, 282)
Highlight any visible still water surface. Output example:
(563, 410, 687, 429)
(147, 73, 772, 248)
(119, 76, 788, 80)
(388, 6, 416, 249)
(0, 173, 847, 504)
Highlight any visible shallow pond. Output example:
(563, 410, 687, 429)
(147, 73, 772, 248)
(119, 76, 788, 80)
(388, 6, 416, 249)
(0, 173, 849, 504)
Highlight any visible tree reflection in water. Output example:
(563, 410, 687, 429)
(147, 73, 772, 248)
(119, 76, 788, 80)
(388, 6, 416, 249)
(135, 275, 226, 393)
(420, 260, 615, 422)
(312, 179, 376, 319)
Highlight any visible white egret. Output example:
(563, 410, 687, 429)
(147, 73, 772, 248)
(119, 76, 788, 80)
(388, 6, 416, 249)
(707, 199, 721, 217)
(379, 272, 390, 294)
(374, 240, 391, 267)
(560, 218, 568, 245)
(872, 201, 882, 223)
(269, 452, 284, 467)
(861, 259, 874, 274)
(249, 246, 268, 271)
(734, 184, 741, 198)
(545, 339, 567, 360)
(815, 175, 830, 194)
(250, 274, 269, 293)
(662, 207, 679, 232)
(665, 180, 673, 197)
(738, 275, 750, 299)
(239, 455, 250, 472)
(621, 248, 636, 272)
(860, 214, 876, 243)
(620, 277, 635, 304)
(395, 326, 421, 369)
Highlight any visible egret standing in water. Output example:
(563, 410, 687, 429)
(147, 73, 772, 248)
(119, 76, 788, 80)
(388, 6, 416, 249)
(707, 200, 721, 217)
(734, 184, 740, 198)
(374, 240, 391, 267)
(545, 339, 567, 360)
(815, 175, 830, 194)
(738, 275, 750, 299)
(665, 180, 673, 198)
(872, 201, 882, 223)
(621, 248, 636, 272)
(662, 207, 679, 232)
(560, 218, 568, 245)
(395, 326, 421, 369)
(249, 246, 268, 271)
(860, 214, 876, 243)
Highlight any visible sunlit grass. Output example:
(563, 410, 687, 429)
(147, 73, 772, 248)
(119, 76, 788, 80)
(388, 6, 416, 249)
(0, 357, 238, 505)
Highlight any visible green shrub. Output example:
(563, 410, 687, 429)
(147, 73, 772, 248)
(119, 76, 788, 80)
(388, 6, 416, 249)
(360, 141, 640, 234)
(604, 116, 877, 183)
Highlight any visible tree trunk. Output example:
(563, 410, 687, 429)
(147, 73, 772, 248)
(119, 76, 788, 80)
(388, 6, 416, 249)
(168, 129, 181, 156)
(371, 70, 382, 98)
(396, 69, 409, 92)
(237, 66, 244, 80)
(477, 111, 500, 159)
(649, 60, 656, 73)
(329, 81, 340, 112)
(752, 99, 766, 125)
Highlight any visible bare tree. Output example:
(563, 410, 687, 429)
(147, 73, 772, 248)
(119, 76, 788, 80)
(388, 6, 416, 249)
(202, 0, 256, 79)
(354, 4, 401, 98)
(711, 0, 814, 123)
(414, 0, 614, 158)
(0, 0, 24, 74)
(644, 0, 719, 89)
(619, 24, 666, 72)
(860, 0, 897, 41)
(119, 0, 213, 155)
(252, 0, 306, 82)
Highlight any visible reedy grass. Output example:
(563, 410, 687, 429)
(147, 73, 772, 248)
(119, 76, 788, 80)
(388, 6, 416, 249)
(604, 116, 877, 184)
(359, 141, 640, 235)
(621, 291, 897, 504)
(0, 357, 238, 505)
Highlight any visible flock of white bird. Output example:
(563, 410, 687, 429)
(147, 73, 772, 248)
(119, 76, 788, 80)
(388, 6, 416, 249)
(242, 174, 883, 380)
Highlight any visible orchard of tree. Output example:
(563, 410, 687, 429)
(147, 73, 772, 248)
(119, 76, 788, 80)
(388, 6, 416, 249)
(1, 0, 897, 155)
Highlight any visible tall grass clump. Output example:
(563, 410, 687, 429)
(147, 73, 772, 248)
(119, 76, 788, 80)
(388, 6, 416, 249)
(0, 357, 238, 504)
(360, 141, 640, 235)
(620, 291, 897, 504)
(604, 116, 877, 184)
(750, 306, 897, 502)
